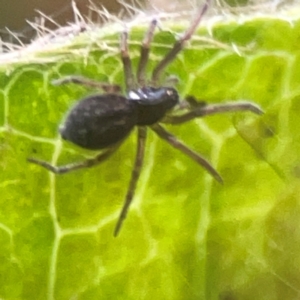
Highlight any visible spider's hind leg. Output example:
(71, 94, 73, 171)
(114, 126, 147, 236)
(27, 144, 121, 174)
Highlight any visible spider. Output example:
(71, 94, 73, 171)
(28, 0, 263, 236)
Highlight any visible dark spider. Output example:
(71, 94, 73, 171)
(28, 0, 263, 236)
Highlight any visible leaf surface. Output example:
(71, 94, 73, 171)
(0, 9, 300, 300)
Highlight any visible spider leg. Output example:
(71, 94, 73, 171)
(114, 126, 147, 236)
(52, 76, 121, 93)
(136, 19, 158, 86)
(120, 29, 135, 93)
(163, 75, 180, 87)
(151, 0, 211, 85)
(162, 100, 264, 124)
(27, 144, 120, 174)
(150, 123, 223, 183)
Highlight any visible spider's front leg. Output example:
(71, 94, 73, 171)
(136, 19, 158, 86)
(151, 0, 211, 85)
(52, 76, 121, 93)
(150, 123, 223, 183)
(163, 97, 264, 124)
(120, 29, 135, 93)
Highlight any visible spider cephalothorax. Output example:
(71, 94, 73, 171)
(28, 0, 263, 236)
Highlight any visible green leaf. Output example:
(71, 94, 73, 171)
(1, 8, 300, 300)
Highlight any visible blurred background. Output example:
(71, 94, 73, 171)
(0, 0, 124, 44)
(0, 0, 250, 46)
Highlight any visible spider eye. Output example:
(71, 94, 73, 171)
(166, 89, 174, 96)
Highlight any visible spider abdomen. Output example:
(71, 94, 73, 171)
(59, 94, 138, 150)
